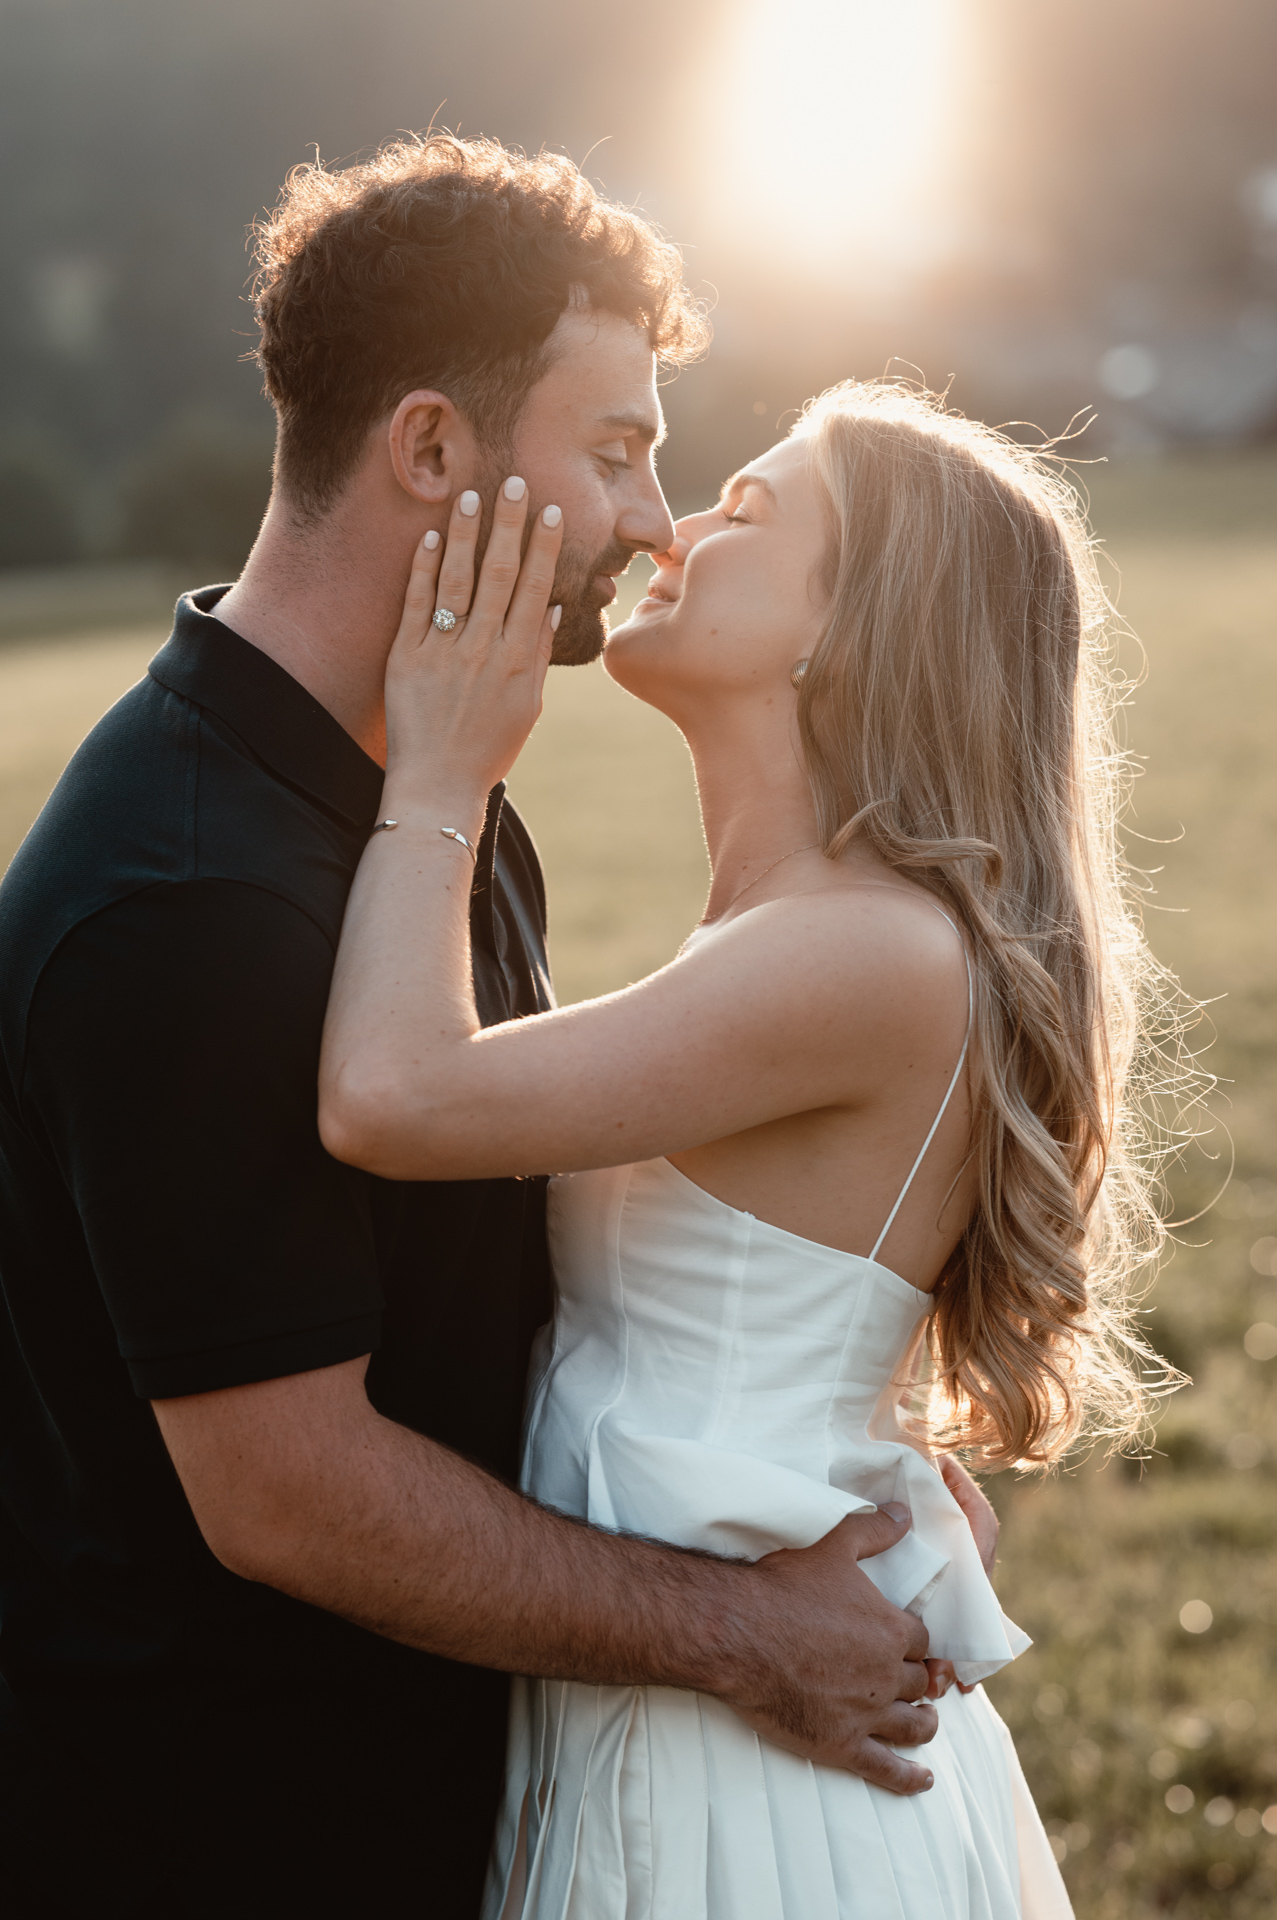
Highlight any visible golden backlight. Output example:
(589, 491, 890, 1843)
(709, 0, 957, 274)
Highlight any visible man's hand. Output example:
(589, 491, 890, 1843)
(154, 1360, 940, 1795)
(723, 1504, 937, 1794)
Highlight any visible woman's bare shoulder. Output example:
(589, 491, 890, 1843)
(681, 882, 965, 986)
(669, 883, 969, 1064)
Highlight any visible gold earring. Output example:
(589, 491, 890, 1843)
(790, 659, 809, 690)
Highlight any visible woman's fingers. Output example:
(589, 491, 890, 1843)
(938, 1455, 999, 1575)
(467, 477, 532, 632)
(433, 488, 483, 622)
(394, 528, 445, 653)
(504, 502, 564, 650)
(395, 480, 562, 678)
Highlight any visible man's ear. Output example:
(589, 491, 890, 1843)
(387, 390, 477, 505)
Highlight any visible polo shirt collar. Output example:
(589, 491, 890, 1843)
(149, 587, 384, 826)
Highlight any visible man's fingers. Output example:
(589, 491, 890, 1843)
(434, 489, 482, 617)
(834, 1502, 913, 1564)
(901, 1609, 931, 1665)
(872, 1697, 940, 1748)
(849, 1738, 937, 1797)
(899, 1656, 932, 1703)
(468, 477, 531, 630)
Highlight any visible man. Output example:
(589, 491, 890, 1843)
(0, 136, 937, 1917)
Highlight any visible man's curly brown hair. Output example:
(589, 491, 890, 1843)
(252, 134, 709, 518)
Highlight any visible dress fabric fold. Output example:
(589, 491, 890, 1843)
(484, 1157, 1073, 1920)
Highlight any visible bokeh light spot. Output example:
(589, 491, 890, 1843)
(1243, 1320, 1277, 1360)
(1225, 1432, 1264, 1468)
(1099, 344, 1160, 400)
(1249, 1234, 1277, 1273)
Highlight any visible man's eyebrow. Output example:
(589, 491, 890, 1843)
(598, 411, 667, 449)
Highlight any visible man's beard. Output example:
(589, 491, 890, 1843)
(549, 536, 637, 666)
(468, 455, 635, 667)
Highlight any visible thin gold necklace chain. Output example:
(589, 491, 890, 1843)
(700, 842, 821, 927)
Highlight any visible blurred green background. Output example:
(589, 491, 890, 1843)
(3, 1, 1276, 1914)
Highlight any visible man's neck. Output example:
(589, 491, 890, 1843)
(216, 493, 419, 768)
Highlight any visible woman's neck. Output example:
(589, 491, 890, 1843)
(684, 709, 824, 924)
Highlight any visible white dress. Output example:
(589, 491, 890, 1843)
(484, 952, 1073, 1918)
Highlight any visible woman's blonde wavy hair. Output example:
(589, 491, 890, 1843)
(794, 379, 1186, 1468)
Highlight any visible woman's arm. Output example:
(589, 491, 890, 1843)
(319, 487, 964, 1183)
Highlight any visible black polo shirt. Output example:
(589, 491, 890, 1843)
(0, 588, 555, 1917)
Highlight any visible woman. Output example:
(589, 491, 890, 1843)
(320, 381, 1168, 1918)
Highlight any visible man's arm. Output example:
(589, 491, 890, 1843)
(153, 1355, 939, 1793)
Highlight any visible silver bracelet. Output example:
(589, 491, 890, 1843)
(369, 820, 479, 866)
(438, 826, 479, 864)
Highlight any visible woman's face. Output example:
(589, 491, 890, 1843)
(603, 433, 830, 719)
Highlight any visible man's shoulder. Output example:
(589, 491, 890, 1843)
(0, 667, 360, 1090)
(0, 673, 188, 1017)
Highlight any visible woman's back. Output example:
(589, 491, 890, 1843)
(666, 880, 978, 1288)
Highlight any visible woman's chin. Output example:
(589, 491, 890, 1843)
(602, 607, 674, 698)
(606, 594, 668, 641)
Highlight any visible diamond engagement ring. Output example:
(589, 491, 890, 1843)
(432, 608, 458, 633)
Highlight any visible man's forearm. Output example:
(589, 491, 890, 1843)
(154, 1357, 938, 1790)
(255, 1409, 748, 1689)
(157, 1362, 747, 1695)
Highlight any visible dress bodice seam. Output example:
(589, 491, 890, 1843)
(656, 1157, 932, 1308)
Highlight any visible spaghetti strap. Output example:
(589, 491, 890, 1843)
(869, 903, 974, 1264)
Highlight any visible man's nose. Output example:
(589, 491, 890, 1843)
(617, 475, 676, 556)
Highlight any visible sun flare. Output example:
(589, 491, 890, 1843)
(708, 0, 957, 275)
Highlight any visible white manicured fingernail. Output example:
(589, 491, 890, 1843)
(503, 476, 526, 501)
(459, 491, 480, 517)
(550, 605, 562, 631)
(542, 504, 562, 528)
(423, 529, 441, 550)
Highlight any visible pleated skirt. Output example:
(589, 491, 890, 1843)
(483, 1678, 1073, 1920)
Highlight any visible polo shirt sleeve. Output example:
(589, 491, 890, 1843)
(22, 878, 383, 1399)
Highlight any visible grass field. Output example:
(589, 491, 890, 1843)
(2, 453, 1275, 1916)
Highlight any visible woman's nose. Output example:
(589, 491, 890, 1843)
(673, 501, 725, 551)
(650, 534, 691, 578)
